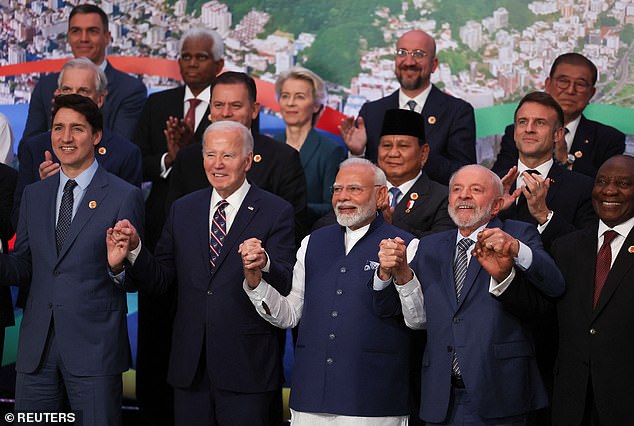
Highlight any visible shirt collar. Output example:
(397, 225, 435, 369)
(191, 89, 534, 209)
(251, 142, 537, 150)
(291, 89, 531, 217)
(517, 158, 553, 178)
(598, 216, 634, 240)
(97, 59, 108, 73)
(184, 85, 211, 104)
(455, 222, 487, 246)
(398, 84, 432, 112)
(388, 171, 422, 196)
(59, 159, 99, 191)
(210, 179, 251, 210)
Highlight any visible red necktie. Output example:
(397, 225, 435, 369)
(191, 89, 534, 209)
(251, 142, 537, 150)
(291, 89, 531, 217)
(593, 230, 619, 308)
(184, 98, 201, 129)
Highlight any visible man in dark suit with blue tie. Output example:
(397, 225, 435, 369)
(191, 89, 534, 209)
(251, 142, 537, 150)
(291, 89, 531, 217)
(22, 4, 146, 142)
(339, 30, 476, 185)
(493, 53, 625, 179)
(108, 121, 296, 425)
(0, 95, 144, 423)
(375, 164, 564, 424)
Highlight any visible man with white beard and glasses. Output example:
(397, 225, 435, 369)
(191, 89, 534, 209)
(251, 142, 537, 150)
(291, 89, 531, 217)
(373, 164, 564, 424)
(241, 158, 416, 424)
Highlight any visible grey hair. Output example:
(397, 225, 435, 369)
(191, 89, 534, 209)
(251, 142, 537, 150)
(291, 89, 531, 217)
(179, 27, 224, 61)
(339, 158, 387, 186)
(202, 120, 254, 156)
(275, 66, 326, 107)
(58, 57, 108, 94)
(449, 164, 504, 197)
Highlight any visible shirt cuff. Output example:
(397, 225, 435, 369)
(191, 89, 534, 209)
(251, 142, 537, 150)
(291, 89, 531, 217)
(160, 152, 172, 178)
(536, 210, 554, 234)
(127, 240, 142, 266)
(373, 271, 392, 291)
(489, 267, 516, 296)
(514, 241, 533, 271)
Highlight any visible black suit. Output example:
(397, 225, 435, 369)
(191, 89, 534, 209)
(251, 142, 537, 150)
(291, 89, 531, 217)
(551, 224, 634, 425)
(497, 163, 597, 250)
(133, 85, 211, 426)
(493, 115, 625, 178)
(167, 134, 308, 241)
(358, 86, 476, 185)
(0, 163, 16, 354)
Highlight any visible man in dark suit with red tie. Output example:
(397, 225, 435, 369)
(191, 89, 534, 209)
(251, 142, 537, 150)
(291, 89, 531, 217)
(108, 121, 296, 425)
(551, 155, 634, 425)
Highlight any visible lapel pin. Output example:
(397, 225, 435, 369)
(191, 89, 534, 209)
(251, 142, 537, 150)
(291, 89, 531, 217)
(574, 150, 583, 159)
(208, 113, 213, 122)
(248, 205, 254, 211)
(584, 139, 589, 144)
(427, 116, 436, 125)
(89, 201, 97, 209)
(406, 199, 415, 212)
(410, 192, 419, 200)
(628, 245, 634, 254)
(253, 154, 262, 163)
(97, 146, 107, 155)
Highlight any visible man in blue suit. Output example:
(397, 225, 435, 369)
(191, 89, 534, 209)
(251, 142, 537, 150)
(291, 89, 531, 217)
(108, 121, 296, 425)
(13, 57, 142, 229)
(22, 4, 146, 142)
(375, 164, 564, 424)
(339, 30, 476, 185)
(0, 95, 144, 424)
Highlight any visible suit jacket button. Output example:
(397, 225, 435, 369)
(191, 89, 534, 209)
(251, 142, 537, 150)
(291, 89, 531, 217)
(336, 289, 343, 295)
(331, 311, 338, 318)
(326, 358, 334, 365)
(589, 328, 597, 335)
(207, 290, 213, 296)
(340, 267, 346, 273)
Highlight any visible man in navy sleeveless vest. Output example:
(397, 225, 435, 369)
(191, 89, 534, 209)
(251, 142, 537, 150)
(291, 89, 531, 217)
(241, 158, 415, 424)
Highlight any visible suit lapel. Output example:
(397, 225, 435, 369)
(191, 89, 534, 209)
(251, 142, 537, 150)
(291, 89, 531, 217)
(43, 175, 61, 253)
(438, 231, 461, 309)
(194, 104, 211, 140)
(212, 186, 260, 273)
(421, 86, 446, 138)
(545, 165, 564, 209)
(593, 227, 634, 318)
(298, 129, 319, 169)
(393, 174, 428, 222)
(576, 227, 599, 317)
(56, 167, 108, 263)
(570, 115, 592, 154)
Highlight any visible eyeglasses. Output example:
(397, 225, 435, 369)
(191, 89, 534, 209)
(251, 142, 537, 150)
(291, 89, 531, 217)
(331, 185, 382, 195)
(395, 48, 429, 60)
(554, 77, 592, 93)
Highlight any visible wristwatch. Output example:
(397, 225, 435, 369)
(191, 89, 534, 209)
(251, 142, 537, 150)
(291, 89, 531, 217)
(562, 153, 575, 170)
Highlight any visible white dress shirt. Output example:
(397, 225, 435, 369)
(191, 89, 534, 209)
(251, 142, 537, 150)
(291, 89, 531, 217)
(398, 85, 432, 114)
(597, 216, 634, 267)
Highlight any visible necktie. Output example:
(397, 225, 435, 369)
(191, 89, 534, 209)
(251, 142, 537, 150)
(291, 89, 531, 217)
(184, 98, 201, 130)
(56, 179, 78, 253)
(452, 237, 473, 378)
(593, 230, 619, 308)
(516, 169, 540, 222)
(389, 187, 402, 209)
(453, 237, 474, 301)
(209, 200, 229, 270)
(406, 100, 417, 111)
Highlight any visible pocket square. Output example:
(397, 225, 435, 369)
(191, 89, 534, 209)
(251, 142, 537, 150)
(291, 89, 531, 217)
(364, 260, 380, 271)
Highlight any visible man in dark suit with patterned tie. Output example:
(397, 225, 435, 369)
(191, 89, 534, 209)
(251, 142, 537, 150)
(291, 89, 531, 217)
(551, 155, 634, 425)
(493, 53, 625, 178)
(132, 28, 225, 424)
(339, 30, 476, 185)
(108, 121, 296, 426)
